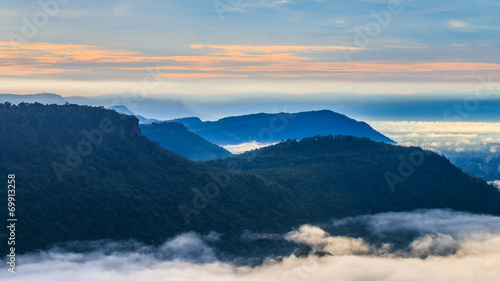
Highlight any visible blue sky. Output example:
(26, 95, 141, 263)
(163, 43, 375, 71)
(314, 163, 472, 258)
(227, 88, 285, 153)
(1, 0, 499, 96)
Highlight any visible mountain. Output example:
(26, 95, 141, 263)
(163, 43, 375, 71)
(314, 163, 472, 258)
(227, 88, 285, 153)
(207, 135, 500, 219)
(65, 93, 195, 120)
(140, 122, 232, 160)
(447, 151, 500, 182)
(109, 105, 161, 124)
(108, 105, 232, 160)
(1, 103, 499, 254)
(0, 93, 66, 105)
(0, 103, 297, 253)
(173, 110, 394, 146)
(140, 92, 500, 122)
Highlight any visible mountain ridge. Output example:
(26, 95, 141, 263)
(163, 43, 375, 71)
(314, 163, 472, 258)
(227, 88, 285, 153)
(173, 110, 395, 145)
(140, 122, 232, 160)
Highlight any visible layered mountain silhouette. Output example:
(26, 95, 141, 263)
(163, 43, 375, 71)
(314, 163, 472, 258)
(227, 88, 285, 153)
(0, 93, 66, 105)
(109, 105, 161, 124)
(1, 103, 499, 254)
(0, 93, 196, 120)
(172, 110, 394, 146)
(0, 103, 292, 253)
(109, 105, 230, 160)
(140, 122, 232, 160)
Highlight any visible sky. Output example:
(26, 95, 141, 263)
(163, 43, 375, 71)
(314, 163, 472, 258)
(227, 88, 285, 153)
(1, 0, 500, 96)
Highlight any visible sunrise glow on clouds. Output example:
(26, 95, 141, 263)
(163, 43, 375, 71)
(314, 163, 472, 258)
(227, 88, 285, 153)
(1, 0, 500, 96)
(4, 41, 500, 77)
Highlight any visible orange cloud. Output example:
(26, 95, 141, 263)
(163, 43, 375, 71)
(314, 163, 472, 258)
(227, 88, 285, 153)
(1, 42, 499, 81)
(159, 73, 249, 79)
(190, 44, 361, 53)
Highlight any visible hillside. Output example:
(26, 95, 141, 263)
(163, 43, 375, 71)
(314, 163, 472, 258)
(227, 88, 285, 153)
(1, 104, 499, 255)
(0, 103, 298, 253)
(207, 135, 500, 218)
(140, 122, 232, 160)
(173, 110, 394, 146)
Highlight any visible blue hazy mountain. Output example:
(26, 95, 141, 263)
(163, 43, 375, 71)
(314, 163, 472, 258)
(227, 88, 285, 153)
(172, 110, 394, 145)
(109, 105, 161, 124)
(0, 93, 67, 105)
(65, 93, 196, 120)
(108, 105, 230, 160)
(140, 122, 232, 160)
(3, 92, 499, 122)
(148, 91, 500, 122)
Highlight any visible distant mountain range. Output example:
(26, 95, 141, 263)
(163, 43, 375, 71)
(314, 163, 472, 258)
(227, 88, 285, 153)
(1, 103, 499, 254)
(172, 110, 395, 145)
(0, 93, 195, 120)
(109, 104, 395, 157)
(2, 91, 499, 121)
(108, 105, 231, 160)
(109, 105, 161, 124)
(0, 93, 66, 105)
(140, 122, 232, 160)
(2, 93, 498, 180)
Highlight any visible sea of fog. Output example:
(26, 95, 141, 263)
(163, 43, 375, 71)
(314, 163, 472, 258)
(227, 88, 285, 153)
(371, 121, 500, 154)
(225, 121, 500, 155)
(3, 209, 500, 281)
(373, 121, 500, 185)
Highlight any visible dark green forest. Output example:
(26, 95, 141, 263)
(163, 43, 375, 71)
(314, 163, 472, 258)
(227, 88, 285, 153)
(1, 103, 499, 254)
(208, 135, 500, 218)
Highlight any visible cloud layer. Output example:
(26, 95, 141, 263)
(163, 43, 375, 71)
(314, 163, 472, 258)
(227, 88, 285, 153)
(3, 210, 500, 281)
(372, 121, 500, 153)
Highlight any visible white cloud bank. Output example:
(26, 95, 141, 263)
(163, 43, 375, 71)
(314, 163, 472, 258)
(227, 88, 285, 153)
(3, 210, 500, 281)
(223, 141, 276, 154)
(488, 180, 500, 191)
(371, 121, 500, 153)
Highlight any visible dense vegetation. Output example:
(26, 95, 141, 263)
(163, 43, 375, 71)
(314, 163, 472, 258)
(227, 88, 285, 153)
(207, 135, 500, 219)
(0, 103, 298, 253)
(1, 103, 499, 254)
(446, 151, 500, 182)
(172, 110, 394, 145)
(140, 121, 232, 160)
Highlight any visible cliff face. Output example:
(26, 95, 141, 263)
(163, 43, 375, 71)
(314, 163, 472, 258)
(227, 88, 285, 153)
(122, 119, 141, 137)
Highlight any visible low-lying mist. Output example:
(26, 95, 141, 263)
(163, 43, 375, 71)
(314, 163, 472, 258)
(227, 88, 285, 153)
(3, 209, 500, 281)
